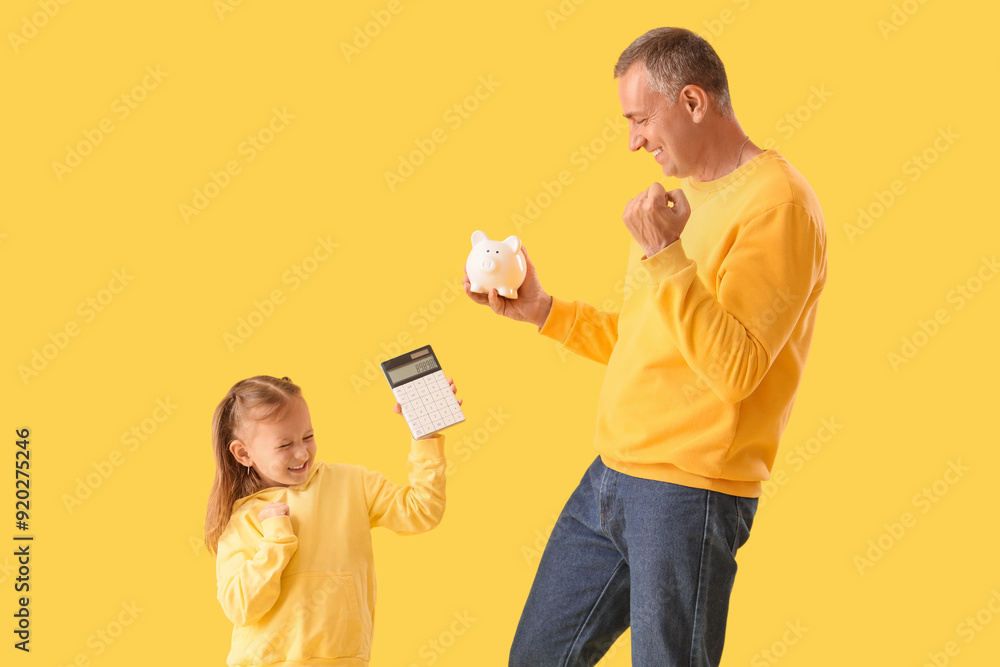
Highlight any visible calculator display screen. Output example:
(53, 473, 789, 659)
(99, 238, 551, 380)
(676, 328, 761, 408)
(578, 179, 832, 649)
(386, 356, 440, 384)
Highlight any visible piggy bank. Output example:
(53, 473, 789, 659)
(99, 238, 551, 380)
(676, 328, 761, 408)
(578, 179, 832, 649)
(465, 231, 527, 299)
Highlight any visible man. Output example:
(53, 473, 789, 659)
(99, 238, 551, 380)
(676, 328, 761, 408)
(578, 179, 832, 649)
(465, 27, 827, 666)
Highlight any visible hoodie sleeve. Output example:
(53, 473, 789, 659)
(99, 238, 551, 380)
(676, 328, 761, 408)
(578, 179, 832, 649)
(538, 296, 619, 365)
(363, 435, 446, 534)
(215, 506, 298, 626)
(641, 202, 826, 403)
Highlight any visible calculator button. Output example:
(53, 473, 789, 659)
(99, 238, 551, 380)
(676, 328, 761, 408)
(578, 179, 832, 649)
(434, 399, 448, 411)
(413, 405, 427, 417)
(430, 390, 443, 401)
(412, 378, 427, 389)
(392, 387, 407, 398)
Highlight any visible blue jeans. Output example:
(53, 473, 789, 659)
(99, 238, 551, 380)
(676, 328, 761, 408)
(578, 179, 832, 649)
(509, 456, 757, 667)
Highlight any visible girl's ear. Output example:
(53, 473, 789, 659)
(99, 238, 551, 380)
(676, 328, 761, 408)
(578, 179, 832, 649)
(229, 440, 252, 467)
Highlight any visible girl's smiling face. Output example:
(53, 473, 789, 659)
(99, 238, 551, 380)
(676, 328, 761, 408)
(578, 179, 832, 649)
(229, 396, 316, 488)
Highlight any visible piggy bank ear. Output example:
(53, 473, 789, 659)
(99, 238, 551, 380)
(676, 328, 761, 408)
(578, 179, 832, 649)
(471, 230, 489, 247)
(502, 235, 521, 253)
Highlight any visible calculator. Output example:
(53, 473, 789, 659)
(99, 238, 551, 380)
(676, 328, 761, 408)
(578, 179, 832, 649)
(381, 345, 465, 439)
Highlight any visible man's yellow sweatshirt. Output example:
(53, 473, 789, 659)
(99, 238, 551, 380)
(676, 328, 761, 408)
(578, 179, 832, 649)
(540, 149, 827, 497)
(215, 436, 446, 666)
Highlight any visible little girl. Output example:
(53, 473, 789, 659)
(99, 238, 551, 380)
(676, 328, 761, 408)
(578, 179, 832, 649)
(204, 374, 457, 666)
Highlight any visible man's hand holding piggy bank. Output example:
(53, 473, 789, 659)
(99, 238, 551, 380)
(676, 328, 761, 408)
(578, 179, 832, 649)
(463, 231, 553, 329)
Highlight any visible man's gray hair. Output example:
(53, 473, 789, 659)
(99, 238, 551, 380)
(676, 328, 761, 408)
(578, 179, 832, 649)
(614, 27, 734, 118)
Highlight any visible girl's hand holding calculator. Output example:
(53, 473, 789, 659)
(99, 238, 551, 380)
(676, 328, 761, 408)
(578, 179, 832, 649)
(383, 345, 465, 439)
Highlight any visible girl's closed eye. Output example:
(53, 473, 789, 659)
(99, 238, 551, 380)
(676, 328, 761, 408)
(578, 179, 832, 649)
(281, 435, 313, 447)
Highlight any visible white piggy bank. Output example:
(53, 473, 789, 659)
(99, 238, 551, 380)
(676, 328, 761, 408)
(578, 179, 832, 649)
(465, 231, 527, 299)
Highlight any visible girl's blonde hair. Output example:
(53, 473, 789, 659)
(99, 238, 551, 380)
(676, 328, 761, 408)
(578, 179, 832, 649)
(204, 375, 303, 555)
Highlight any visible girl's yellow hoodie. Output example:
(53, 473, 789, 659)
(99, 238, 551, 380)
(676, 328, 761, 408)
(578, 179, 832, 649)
(215, 436, 446, 666)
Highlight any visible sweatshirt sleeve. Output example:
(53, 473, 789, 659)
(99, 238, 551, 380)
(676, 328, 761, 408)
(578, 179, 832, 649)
(642, 202, 825, 403)
(363, 435, 446, 534)
(538, 296, 620, 365)
(215, 508, 298, 627)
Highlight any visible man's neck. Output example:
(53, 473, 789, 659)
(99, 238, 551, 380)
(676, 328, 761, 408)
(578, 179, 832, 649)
(690, 123, 762, 183)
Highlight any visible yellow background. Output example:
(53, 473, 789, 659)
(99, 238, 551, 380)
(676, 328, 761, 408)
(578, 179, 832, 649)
(3, 0, 998, 665)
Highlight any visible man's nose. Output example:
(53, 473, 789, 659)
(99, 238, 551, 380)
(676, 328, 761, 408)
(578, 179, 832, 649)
(628, 126, 644, 152)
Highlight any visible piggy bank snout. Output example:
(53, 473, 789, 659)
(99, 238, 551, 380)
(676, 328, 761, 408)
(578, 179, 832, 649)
(477, 257, 498, 272)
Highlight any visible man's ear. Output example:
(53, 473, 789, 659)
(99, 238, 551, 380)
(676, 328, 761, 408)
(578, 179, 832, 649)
(679, 85, 709, 123)
(229, 440, 252, 467)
